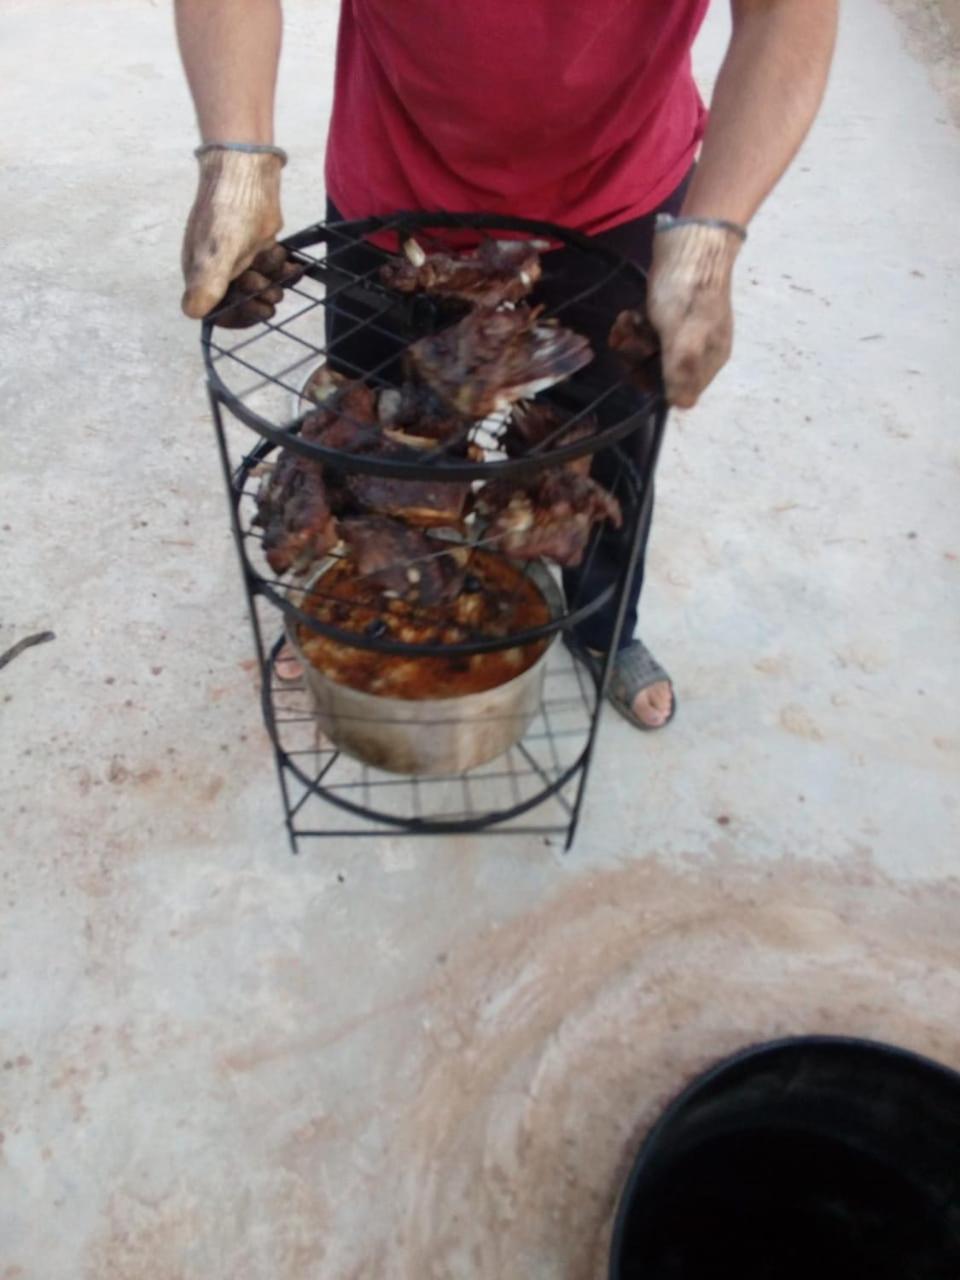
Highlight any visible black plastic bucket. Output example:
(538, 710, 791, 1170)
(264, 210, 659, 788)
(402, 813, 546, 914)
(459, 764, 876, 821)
(609, 1036, 960, 1279)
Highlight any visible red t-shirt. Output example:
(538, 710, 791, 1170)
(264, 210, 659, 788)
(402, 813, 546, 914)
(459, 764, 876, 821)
(325, 1, 709, 234)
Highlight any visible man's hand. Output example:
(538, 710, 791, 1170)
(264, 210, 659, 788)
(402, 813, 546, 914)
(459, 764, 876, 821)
(649, 0, 838, 406)
(181, 149, 286, 323)
(646, 222, 742, 409)
(175, 0, 286, 322)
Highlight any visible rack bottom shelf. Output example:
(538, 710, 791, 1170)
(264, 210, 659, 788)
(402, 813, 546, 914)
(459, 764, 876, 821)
(261, 635, 600, 847)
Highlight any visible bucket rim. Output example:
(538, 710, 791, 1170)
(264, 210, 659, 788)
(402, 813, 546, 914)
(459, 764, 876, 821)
(608, 1034, 960, 1276)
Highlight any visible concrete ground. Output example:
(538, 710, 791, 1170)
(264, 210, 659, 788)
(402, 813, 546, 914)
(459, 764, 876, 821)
(2, 2, 959, 1276)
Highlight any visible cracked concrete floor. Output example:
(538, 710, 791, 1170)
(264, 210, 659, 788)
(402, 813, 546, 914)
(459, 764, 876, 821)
(1, 2, 959, 1277)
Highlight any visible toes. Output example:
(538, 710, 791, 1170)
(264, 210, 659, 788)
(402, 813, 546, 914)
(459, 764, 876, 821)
(631, 680, 673, 728)
(275, 642, 303, 683)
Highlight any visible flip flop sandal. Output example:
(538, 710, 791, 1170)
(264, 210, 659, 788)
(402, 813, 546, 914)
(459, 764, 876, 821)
(564, 635, 676, 732)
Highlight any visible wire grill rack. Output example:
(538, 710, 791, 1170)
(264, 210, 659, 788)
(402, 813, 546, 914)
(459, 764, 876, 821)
(203, 212, 666, 850)
(229, 436, 642, 658)
(203, 210, 660, 478)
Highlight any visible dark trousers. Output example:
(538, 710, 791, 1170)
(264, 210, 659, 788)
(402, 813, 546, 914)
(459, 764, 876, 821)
(323, 173, 690, 651)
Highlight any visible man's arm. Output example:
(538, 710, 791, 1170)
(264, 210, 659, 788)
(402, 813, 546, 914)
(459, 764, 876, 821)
(647, 0, 839, 407)
(175, 0, 286, 319)
(682, 0, 839, 225)
(175, 0, 282, 143)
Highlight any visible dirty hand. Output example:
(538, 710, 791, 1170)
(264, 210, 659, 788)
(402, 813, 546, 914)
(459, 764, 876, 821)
(181, 148, 298, 327)
(646, 218, 744, 409)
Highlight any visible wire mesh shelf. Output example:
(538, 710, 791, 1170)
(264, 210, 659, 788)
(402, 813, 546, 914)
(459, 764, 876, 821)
(229, 436, 642, 658)
(202, 211, 661, 481)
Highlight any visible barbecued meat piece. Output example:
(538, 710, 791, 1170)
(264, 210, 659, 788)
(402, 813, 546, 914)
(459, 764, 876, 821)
(377, 381, 472, 449)
(301, 362, 348, 407)
(304, 409, 382, 456)
(300, 379, 470, 524)
(344, 465, 470, 528)
(503, 402, 597, 477)
(477, 470, 622, 567)
(254, 452, 339, 576)
(299, 374, 382, 467)
(608, 309, 661, 391)
(410, 305, 593, 417)
(301, 376, 379, 440)
(340, 516, 467, 606)
(380, 237, 545, 307)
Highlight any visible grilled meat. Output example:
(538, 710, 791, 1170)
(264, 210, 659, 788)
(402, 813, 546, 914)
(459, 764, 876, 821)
(380, 236, 545, 307)
(477, 469, 622, 567)
(301, 376, 380, 442)
(503, 401, 596, 477)
(301, 378, 470, 525)
(344, 465, 470, 528)
(410, 305, 593, 417)
(303, 409, 381, 456)
(608, 309, 661, 391)
(377, 380, 472, 449)
(254, 452, 339, 576)
(340, 516, 466, 606)
(301, 362, 349, 407)
(252, 372, 372, 576)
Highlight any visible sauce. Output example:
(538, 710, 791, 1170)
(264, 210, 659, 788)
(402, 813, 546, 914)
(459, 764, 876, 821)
(297, 550, 551, 699)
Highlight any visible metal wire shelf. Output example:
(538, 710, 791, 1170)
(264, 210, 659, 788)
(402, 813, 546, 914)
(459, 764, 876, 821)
(201, 210, 661, 482)
(229, 436, 643, 659)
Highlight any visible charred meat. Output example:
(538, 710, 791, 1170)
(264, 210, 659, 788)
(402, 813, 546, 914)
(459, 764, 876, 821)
(503, 401, 597, 477)
(343, 463, 470, 528)
(608, 309, 661, 391)
(301, 377, 470, 526)
(377, 380, 472, 449)
(301, 362, 349, 407)
(409, 305, 593, 418)
(305, 367, 471, 448)
(477, 470, 622, 567)
(254, 452, 338, 576)
(340, 516, 466, 606)
(380, 237, 545, 307)
(301, 375, 380, 446)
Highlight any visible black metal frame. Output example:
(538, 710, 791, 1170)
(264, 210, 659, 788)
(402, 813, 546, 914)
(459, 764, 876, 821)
(203, 213, 667, 851)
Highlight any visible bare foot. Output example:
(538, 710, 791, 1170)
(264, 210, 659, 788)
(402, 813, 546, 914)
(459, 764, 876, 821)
(275, 641, 303, 682)
(587, 645, 674, 730)
(631, 679, 673, 729)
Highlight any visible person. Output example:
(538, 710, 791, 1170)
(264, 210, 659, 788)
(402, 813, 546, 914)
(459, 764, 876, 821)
(176, 0, 838, 730)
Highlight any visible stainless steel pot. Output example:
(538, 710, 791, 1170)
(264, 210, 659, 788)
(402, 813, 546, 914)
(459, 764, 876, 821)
(286, 560, 562, 776)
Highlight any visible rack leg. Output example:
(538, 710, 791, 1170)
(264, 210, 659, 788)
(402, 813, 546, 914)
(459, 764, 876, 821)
(563, 404, 668, 851)
(209, 388, 300, 854)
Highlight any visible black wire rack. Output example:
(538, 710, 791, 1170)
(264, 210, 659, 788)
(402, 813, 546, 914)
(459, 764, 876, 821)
(202, 212, 666, 850)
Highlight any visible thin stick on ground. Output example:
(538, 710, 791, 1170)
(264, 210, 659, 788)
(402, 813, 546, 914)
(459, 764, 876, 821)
(0, 631, 56, 672)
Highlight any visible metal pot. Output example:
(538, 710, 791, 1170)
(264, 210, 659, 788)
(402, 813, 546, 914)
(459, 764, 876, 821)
(286, 559, 562, 776)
